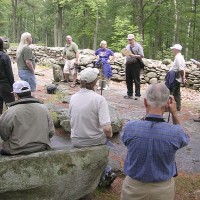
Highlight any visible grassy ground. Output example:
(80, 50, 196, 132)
(83, 173, 200, 200)
(175, 173, 200, 200)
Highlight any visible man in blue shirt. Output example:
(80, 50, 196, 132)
(121, 83, 190, 200)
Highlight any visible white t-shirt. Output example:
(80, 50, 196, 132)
(69, 88, 111, 147)
(170, 52, 185, 82)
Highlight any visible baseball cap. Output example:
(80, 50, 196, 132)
(13, 80, 31, 93)
(127, 34, 135, 40)
(80, 67, 99, 83)
(170, 44, 182, 51)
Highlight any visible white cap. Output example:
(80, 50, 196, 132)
(127, 34, 135, 40)
(170, 44, 182, 51)
(80, 67, 99, 83)
(13, 80, 31, 93)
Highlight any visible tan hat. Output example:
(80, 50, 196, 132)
(80, 67, 99, 83)
(127, 34, 135, 40)
(170, 44, 182, 51)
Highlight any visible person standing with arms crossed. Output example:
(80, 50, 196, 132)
(16, 32, 36, 92)
(62, 35, 79, 88)
(123, 34, 144, 100)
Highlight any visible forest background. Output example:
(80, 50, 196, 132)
(1, 0, 200, 61)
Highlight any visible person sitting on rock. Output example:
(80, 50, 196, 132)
(69, 67, 116, 187)
(95, 40, 114, 90)
(70, 67, 112, 147)
(0, 80, 55, 155)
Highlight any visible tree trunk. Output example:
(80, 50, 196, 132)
(33, 15, 36, 43)
(192, 0, 196, 58)
(139, 0, 144, 42)
(173, 0, 179, 43)
(93, 9, 99, 50)
(54, 13, 58, 47)
(57, 4, 63, 47)
(11, 0, 18, 43)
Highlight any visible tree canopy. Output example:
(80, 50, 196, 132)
(1, 0, 200, 60)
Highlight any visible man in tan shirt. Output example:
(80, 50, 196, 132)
(62, 35, 79, 88)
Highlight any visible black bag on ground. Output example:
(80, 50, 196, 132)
(46, 84, 57, 94)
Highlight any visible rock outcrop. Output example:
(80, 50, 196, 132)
(0, 145, 108, 200)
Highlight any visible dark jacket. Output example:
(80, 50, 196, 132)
(165, 70, 176, 90)
(0, 51, 14, 85)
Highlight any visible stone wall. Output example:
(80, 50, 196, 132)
(8, 46, 200, 91)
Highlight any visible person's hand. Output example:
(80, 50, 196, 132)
(182, 78, 187, 85)
(129, 54, 135, 58)
(168, 96, 177, 115)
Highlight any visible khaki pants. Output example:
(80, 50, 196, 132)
(121, 176, 175, 200)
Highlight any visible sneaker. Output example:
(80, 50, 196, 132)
(97, 86, 101, 90)
(98, 166, 117, 188)
(124, 95, 133, 99)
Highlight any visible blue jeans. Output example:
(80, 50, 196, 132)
(18, 69, 37, 92)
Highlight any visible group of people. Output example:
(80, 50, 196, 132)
(0, 32, 196, 200)
(0, 34, 54, 155)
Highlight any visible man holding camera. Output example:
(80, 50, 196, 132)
(121, 83, 189, 200)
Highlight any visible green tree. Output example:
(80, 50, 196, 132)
(110, 16, 141, 52)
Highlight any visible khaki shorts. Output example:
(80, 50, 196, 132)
(121, 176, 175, 200)
(63, 58, 77, 75)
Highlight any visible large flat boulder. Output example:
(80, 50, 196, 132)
(0, 145, 108, 200)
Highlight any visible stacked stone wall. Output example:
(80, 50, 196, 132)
(8, 46, 200, 91)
